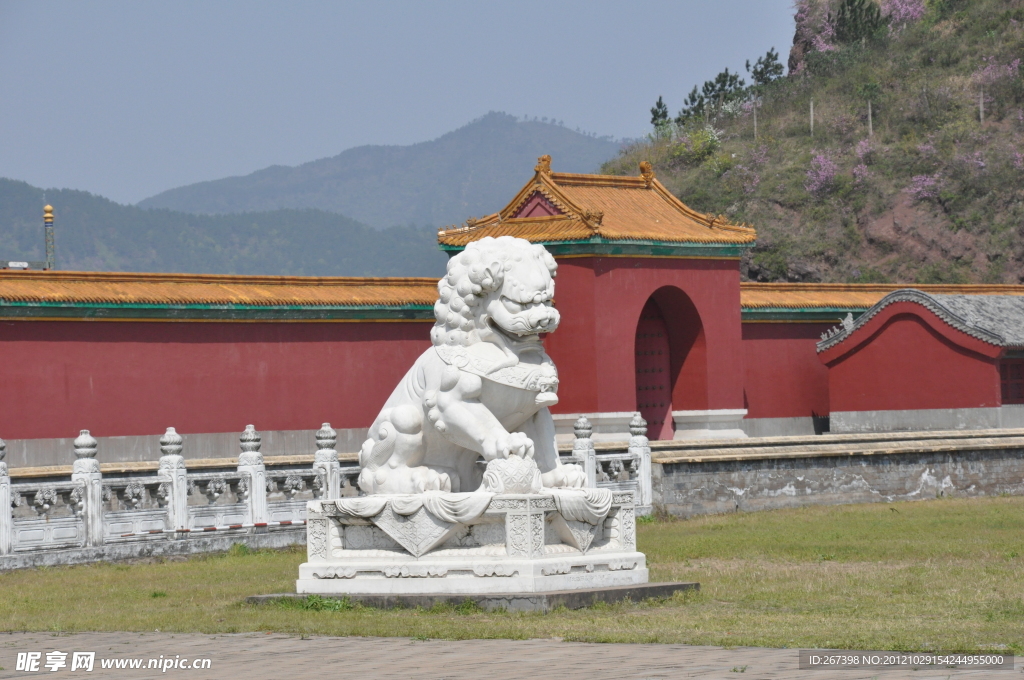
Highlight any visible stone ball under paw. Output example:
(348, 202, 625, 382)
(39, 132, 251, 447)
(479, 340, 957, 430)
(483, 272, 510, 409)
(482, 454, 542, 494)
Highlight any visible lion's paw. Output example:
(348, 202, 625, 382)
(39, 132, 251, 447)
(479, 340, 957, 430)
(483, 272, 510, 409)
(485, 431, 535, 460)
(411, 466, 452, 493)
(541, 463, 587, 489)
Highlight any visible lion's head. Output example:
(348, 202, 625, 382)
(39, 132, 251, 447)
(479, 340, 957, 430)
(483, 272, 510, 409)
(431, 236, 559, 348)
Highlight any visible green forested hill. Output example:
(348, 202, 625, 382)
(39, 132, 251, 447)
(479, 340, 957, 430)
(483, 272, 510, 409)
(608, 0, 1024, 284)
(138, 112, 621, 228)
(0, 179, 447, 276)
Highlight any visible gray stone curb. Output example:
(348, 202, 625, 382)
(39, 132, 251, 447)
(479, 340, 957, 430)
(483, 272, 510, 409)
(247, 581, 698, 613)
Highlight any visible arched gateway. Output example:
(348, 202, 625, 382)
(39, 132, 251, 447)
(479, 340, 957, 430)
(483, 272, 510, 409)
(633, 288, 708, 440)
(635, 299, 673, 439)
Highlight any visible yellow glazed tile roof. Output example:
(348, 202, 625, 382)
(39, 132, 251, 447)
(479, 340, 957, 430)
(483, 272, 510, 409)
(0, 270, 438, 307)
(740, 283, 1024, 309)
(4, 272, 1022, 314)
(437, 156, 756, 247)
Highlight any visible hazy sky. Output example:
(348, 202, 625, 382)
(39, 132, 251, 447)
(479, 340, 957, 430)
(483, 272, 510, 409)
(0, 1, 795, 205)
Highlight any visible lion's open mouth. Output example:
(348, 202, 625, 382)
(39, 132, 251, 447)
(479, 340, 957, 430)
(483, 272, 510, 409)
(489, 319, 541, 343)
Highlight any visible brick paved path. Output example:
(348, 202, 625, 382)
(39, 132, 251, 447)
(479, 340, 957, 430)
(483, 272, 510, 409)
(0, 632, 1015, 680)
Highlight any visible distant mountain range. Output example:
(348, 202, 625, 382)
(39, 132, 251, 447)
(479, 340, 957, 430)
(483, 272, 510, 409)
(0, 113, 621, 276)
(138, 112, 622, 228)
(0, 179, 447, 276)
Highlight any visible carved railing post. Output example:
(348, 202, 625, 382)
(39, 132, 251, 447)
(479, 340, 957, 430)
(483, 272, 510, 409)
(158, 427, 189, 532)
(237, 425, 267, 524)
(629, 413, 653, 515)
(313, 423, 341, 500)
(0, 437, 10, 554)
(573, 416, 597, 488)
(71, 430, 104, 547)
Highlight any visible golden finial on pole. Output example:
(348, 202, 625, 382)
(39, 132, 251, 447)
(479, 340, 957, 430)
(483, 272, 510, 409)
(43, 205, 55, 269)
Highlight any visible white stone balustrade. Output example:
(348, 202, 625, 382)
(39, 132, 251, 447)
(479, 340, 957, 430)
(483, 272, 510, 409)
(572, 416, 598, 488)
(158, 427, 189, 532)
(0, 424, 360, 570)
(71, 430, 103, 547)
(1, 418, 650, 569)
(237, 424, 268, 525)
(628, 413, 653, 516)
(0, 437, 10, 555)
(560, 413, 652, 516)
(312, 423, 342, 500)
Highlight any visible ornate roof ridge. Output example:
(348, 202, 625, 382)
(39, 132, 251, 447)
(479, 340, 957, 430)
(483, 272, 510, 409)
(815, 288, 1007, 353)
(0, 270, 438, 287)
(547, 172, 648, 187)
(501, 174, 586, 224)
(743, 282, 1024, 294)
(646, 180, 754, 236)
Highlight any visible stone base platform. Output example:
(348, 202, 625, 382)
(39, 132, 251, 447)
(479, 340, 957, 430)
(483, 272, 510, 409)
(297, 488, 647, 597)
(297, 550, 648, 595)
(253, 581, 697, 613)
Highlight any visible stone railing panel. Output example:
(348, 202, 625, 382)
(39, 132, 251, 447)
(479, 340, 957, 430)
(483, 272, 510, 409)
(0, 424, 330, 570)
(557, 413, 652, 515)
(0, 437, 9, 555)
(13, 515, 84, 552)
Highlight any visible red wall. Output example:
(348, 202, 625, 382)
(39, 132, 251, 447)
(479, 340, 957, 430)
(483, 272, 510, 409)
(544, 256, 744, 415)
(0, 320, 432, 440)
(0, 256, 748, 440)
(820, 304, 1002, 413)
(742, 322, 832, 419)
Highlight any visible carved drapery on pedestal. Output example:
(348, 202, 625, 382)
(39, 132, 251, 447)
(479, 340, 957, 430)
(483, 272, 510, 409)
(298, 488, 645, 594)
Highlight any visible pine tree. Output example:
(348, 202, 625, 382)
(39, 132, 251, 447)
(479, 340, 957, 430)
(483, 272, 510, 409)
(746, 48, 785, 88)
(650, 96, 669, 128)
(832, 0, 885, 44)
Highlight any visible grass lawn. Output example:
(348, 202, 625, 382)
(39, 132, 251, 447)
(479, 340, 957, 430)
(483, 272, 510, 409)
(1, 496, 1022, 651)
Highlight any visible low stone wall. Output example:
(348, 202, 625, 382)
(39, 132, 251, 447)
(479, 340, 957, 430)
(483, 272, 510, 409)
(4, 427, 370, 469)
(650, 430, 1024, 517)
(830, 405, 1024, 434)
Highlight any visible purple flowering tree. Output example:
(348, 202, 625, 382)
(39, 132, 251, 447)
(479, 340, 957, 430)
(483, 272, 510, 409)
(805, 152, 839, 196)
(882, 0, 926, 35)
(907, 174, 942, 201)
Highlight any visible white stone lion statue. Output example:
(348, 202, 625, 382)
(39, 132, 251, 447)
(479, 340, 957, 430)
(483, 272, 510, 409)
(358, 236, 586, 494)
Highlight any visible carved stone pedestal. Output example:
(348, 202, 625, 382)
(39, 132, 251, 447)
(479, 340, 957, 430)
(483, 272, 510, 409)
(296, 489, 647, 595)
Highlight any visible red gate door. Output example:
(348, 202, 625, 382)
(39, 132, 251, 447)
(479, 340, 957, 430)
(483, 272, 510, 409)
(635, 300, 674, 440)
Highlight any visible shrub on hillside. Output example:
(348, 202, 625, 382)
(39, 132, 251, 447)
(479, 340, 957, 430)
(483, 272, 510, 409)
(882, 0, 926, 35)
(805, 152, 840, 195)
(670, 126, 722, 166)
(907, 173, 943, 201)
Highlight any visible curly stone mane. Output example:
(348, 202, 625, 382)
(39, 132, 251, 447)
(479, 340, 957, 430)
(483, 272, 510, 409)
(431, 236, 557, 347)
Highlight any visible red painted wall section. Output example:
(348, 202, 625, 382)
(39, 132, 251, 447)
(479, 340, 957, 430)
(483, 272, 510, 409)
(742, 322, 832, 419)
(822, 303, 1002, 412)
(0, 320, 432, 440)
(544, 257, 744, 415)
